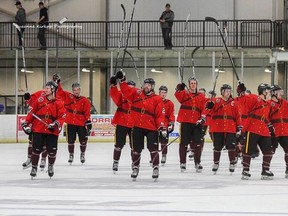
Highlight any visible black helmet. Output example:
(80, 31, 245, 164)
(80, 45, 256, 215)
(144, 78, 155, 88)
(127, 80, 136, 87)
(220, 84, 232, 95)
(159, 85, 168, 92)
(270, 84, 282, 92)
(257, 83, 270, 95)
(45, 81, 58, 92)
(72, 82, 81, 89)
(188, 77, 198, 85)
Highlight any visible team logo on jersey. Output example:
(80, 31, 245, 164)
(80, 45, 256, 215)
(216, 98, 220, 103)
(38, 97, 44, 102)
(137, 89, 141, 95)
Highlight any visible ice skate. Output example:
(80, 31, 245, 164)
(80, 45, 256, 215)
(80, 152, 85, 164)
(180, 163, 186, 172)
(30, 167, 37, 179)
(161, 155, 166, 166)
(68, 154, 74, 165)
(152, 166, 159, 182)
(261, 170, 274, 180)
(22, 158, 32, 169)
(229, 163, 235, 174)
(195, 163, 203, 173)
(131, 167, 139, 181)
(212, 163, 219, 175)
(188, 152, 194, 161)
(47, 165, 54, 178)
(39, 158, 46, 171)
(112, 160, 119, 174)
(241, 170, 251, 180)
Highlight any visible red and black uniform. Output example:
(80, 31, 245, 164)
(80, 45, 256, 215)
(175, 89, 206, 166)
(25, 94, 66, 171)
(208, 97, 242, 166)
(269, 98, 288, 169)
(238, 94, 273, 173)
(119, 82, 165, 168)
(110, 85, 134, 163)
(57, 83, 91, 156)
(160, 99, 175, 155)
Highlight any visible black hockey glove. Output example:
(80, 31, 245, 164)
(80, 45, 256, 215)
(237, 82, 246, 96)
(115, 70, 126, 82)
(158, 126, 167, 138)
(236, 126, 242, 138)
(52, 73, 61, 84)
(47, 121, 60, 132)
(205, 101, 214, 110)
(21, 122, 32, 135)
(24, 92, 31, 100)
(167, 122, 174, 133)
(196, 115, 206, 126)
(176, 83, 186, 91)
(110, 76, 117, 86)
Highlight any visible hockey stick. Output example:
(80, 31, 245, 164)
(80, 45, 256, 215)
(56, 17, 68, 73)
(121, 0, 137, 69)
(191, 46, 200, 78)
(205, 17, 241, 83)
(178, 14, 191, 83)
(30, 112, 49, 127)
(150, 136, 179, 165)
(114, 4, 126, 74)
(211, 22, 228, 98)
(13, 23, 28, 91)
(124, 50, 142, 88)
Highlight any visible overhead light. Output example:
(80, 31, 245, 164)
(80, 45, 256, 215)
(151, 68, 163, 73)
(215, 68, 225, 73)
(82, 68, 95, 73)
(264, 68, 271, 73)
(21, 68, 34, 73)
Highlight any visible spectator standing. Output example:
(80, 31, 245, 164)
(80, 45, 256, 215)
(36, 2, 49, 50)
(159, 3, 174, 50)
(15, 1, 26, 48)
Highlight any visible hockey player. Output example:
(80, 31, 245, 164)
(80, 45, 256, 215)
(109, 78, 135, 173)
(21, 81, 66, 179)
(175, 77, 207, 172)
(237, 83, 274, 180)
(115, 71, 166, 181)
(269, 85, 288, 178)
(158, 85, 175, 165)
(206, 84, 242, 174)
(57, 82, 91, 165)
(21, 73, 61, 170)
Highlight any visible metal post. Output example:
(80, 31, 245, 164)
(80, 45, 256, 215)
(144, 51, 147, 79)
(89, 58, 93, 99)
(45, 50, 49, 83)
(77, 51, 80, 83)
(212, 51, 215, 86)
(241, 50, 244, 81)
(15, 49, 18, 115)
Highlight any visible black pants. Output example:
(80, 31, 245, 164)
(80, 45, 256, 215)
(161, 28, 172, 48)
(38, 25, 47, 47)
(17, 27, 25, 46)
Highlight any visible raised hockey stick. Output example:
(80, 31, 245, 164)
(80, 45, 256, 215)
(13, 23, 28, 91)
(121, 0, 137, 69)
(114, 4, 126, 74)
(205, 17, 241, 83)
(56, 17, 68, 74)
(124, 50, 142, 88)
(191, 46, 200, 78)
(178, 14, 191, 83)
(211, 22, 228, 98)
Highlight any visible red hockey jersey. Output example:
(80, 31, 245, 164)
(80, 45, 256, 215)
(119, 82, 165, 131)
(110, 85, 133, 128)
(175, 90, 206, 124)
(25, 95, 66, 135)
(269, 98, 288, 137)
(208, 97, 242, 133)
(163, 99, 175, 127)
(57, 83, 91, 126)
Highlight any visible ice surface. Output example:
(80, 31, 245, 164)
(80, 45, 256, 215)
(0, 142, 287, 216)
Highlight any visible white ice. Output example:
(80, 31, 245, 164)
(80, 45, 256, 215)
(0, 142, 287, 216)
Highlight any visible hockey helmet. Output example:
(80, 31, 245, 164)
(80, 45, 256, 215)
(45, 81, 58, 92)
(220, 84, 232, 95)
(127, 80, 136, 87)
(159, 85, 168, 92)
(188, 76, 198, 85)
(270, 84, 283, 96)
(257, 83, 270, 95)
(72, 82, 81, 89)
(143, 78, 155, 89)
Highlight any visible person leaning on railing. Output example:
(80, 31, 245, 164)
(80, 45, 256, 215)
(159, 3, 174, 50)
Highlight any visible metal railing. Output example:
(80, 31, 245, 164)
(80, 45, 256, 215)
(0, 19, 287, 49)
